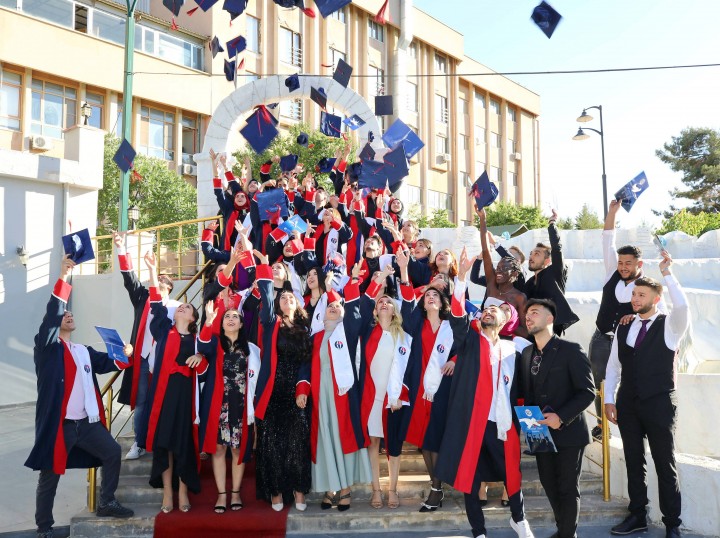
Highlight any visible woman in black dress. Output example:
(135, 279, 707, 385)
(252, 253, 313, 511)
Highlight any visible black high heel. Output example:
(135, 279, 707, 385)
(214, 492, 226, 514)
(336, 492, 351, 512)
(230, 490, 243, 511)
(419, 486, 444, 512)
(321, 492, 335, 510)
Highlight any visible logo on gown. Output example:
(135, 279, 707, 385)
(504, 374, 510, 385)
(399, 347, 407, 355)
(334, 340, 344, 349)
(436, 344, 445, 353)
(248, 369, 255, 378)
(84, 365, 91, 373)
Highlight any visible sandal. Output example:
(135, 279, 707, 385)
(370, 489, 383, 509)
(337, 491, 351, 512)
(230, 490, 243, 511)
(501, 487, 510, 507)
(160, 505, 173, 514)
(419, 486, 443, 513)
(321, 492, 335, 510)
(387, 490, 400, 509)
(214, 492, 227, 514)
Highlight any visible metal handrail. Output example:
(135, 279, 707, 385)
(582, 382, 611, 502)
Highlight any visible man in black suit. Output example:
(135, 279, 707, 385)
(519, 298, 595, 538)
(523, 211, 579, 335)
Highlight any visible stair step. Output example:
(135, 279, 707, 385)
(70, 504, 156, 538)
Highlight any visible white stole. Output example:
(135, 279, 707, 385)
(245, 343, 261, 425)
(310, 293, 328, 336)
(422, 320, 454, 402)
(326, 322, 355, 396)
(386, 332, 413, 408)
(68, 343, 101, 423)
(284, 260, 305, 303)
(494, 339, 517, 441)
(325, 227, 340, 262)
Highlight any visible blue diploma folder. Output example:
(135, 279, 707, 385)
(514, 405, 557, 453)
(95, 326, 128, 364)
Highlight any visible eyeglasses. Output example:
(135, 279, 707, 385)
(530, 354, 543, 376)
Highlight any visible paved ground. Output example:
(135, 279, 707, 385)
(291, 528, 713, 538)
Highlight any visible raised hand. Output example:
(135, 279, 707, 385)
(209, 148, 218, 163)
(253, 249, 269, 266)
(112, 231, 126, 249)
(659, 251, 673, 274)
(609, 199, 621, 213)
(395, 247, 410, 270)
(207, 221, 220, 232)
(60, 254, 75, 281)
(205, 300, 217, 326)
(325, 270, 336, 291)
(549, 209, 558, 225)
(123, 343, 134, 357)
(351, 261, 366, 280)
(143, 250, 156, 271)
(229, 246, 243, 267)
(457, 247, 475, 281)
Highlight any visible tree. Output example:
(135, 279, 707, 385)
(231, 122, 354, 193)
(656, 127, 720, 215)
(99, 135, 198, 245)
(476, 201, 548, 230)
(573, 204, 603, 230)
(656, 209, 720, 236)
(556, 217, 574, 230)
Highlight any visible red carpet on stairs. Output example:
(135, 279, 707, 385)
(153, 459, 289, 538)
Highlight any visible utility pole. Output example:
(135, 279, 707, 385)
(118, 0, 138, 231)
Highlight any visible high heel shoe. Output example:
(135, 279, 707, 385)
(214, 492, 227, 514)
(336, 492, 351, 512)
(230, 490, 243, 511)
(271, 494, 284, 511)
(419, 486, 444, 513)
(321, 492, 335, 510)
(478, 482, 488, 507)
(294, 491, 307, 512)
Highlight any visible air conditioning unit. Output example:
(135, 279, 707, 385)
(30, 135, 53, 151)
(182, 164, 197, 176)
(442, 153, 452, 163)
(513, 152, 522, 161)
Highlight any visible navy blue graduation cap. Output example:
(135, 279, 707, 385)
(226, 35, 246, 59)
(382, 143, 410, 185)
(267, 102, 279, 110)
(368, 131, 375, 142)
(163, 0, 184, 16)
(358, 160, 388, 189)
(320, 111, 342, 138)
(348, 162, 363, 181)
(343, 114, 365, 131)
(193, 0, 220, 11)
(278, 214, 309, 235)
(223, 0, 247, 16)
(285, 74, 300, 92)
(359, 142, 375, 162)
(95, 326, 128, 364)
(332, 58, 352, 88)
(224, 59, 235, 81)
(310, 87, 328, 109)
(316, 157, 336, 173)
(113, 138, 136, 173)
(531, 1, 562, 39)
(256, 189, 290, 223)
(240, 108, 279, 154)
(245, 106, 279, 127)
(210, 36, 224, 59)
(615, 171, 649, 212)
(314, 0, 351, 18)
(297, 132, 309, 147)
(280, 154, 299, 172)
(471, 171, 499, 209)
(375, 95, 393, 116)
(382, 118, 425, 159)
(62, 228, 95, 264)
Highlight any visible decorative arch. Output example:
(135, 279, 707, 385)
(194, 75, 384, 217)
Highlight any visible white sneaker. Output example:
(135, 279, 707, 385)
(125, 442, 145, 460)
(475, 535, 487, 538)
(510, 518, 534, 538)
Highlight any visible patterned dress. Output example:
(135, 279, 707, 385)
(217, 347, 247, 448)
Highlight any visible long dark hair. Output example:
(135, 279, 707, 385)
(219, 308, 250, 356)
(303, 266, 327, 297)
(418, 286, 451, 320)
(187, 305, 200, 335)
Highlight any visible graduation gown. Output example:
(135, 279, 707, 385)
(25, 279, 131, 475)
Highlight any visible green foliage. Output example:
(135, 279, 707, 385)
(656, 209, 720, 236)
(477, 201, 548, 230)
(556, 217, 574, 230)
(231, 123, 353, 193)
(656, 127, 720, 216)
(405, 205, 456, 229)
(573, 203, 604, 230)
(99, 134, 198, 248)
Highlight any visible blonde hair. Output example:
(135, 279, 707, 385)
(373, 295, 405, 342)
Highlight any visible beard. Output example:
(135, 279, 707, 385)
(481, 320, 500, 329)
(634, 304, 653, 315)
(527, 324, 544, 335)
(621, 270, 641, 282)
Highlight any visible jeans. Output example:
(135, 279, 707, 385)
(134, 356, 150, 447)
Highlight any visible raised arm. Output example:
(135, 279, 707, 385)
(547, 210, 566, 285)
(397, 249, 421, 332)
(253, 250, 276, 327)
(477, 208, 497, 290)
(448, 247, 476, 351)
(659, 253, 689, 347)
(113, 231, 149, 309)
(35, 255, 74, 355)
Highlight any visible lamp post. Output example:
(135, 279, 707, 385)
(128, 205, 139, 231)
(80, 102, 92, 125)
(573, 105, 608, 219)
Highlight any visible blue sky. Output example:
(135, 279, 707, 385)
(413, 0, 720, 227)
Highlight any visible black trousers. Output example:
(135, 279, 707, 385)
(35, 418, 122, 533)
(588, 330, 613, 421)
(536, 446, 585, 538)
(617, 394, 681, 528)
(464, 421, 525, 537)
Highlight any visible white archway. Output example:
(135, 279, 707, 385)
(194, 75, 384, 217)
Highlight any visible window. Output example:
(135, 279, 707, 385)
(134, 25, 203, 70)
(0, 0, 18, 7)
(85, 91, 104, 129)
(435, 94, 448, 123)
(490, 132, 501, 148)
(474, 125, 485, 145)
(460, 134, 469, 150)
(368, 19, 384, 42)
(509, 171, 517, 187)
(508, 139, 517, 155)
(330, 6, 346, 22)
(460, 98, 468, 115)
(31, 79, 77, 139)
(181, 115, 199, 164)
(368, 66, 385, 97)
(428, 190, 452, 211)
(91, 9, 125, 45)
(240, 73, 259, 85)
(407, 185, 421, 205)
(508, 106, 517, 122)
(490, 99, 501, 115)
(0, 70, 22, 131)
(408, 41, 417, 58)
(460, 171, 470, 188)
(280, 99, 302, 121)
(436, 135, 447, 155)
(434, 54, 447, 73)
(22, 0, 73, 28)
(475, 161, 485, 176)
(139, 105, 175, 161)
(280, 27, 302, 67)
(406, 80, 418, 112)
(474, 91, 485, 109)
(74, 4, 88, 32)
(329, 48, 346, 67)
(246, 15, 260, 53)
(490, 166, 501, 182)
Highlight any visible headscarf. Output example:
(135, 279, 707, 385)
(499, 301, 519, 337)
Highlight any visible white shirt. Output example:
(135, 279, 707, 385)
(604, 273, 689, 404)
(65, 345, 89, 420)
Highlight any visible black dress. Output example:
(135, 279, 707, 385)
(255, 327, 312, 502)
(149, 333, 201, 493)
(217, 348, 247, 448)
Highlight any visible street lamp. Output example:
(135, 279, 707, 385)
(572, 105, 608, 218)
(16, 245, 29, 267)
(80, 102, 92, 125)
(128, 205, 139, 230)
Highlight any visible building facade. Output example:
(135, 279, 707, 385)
(0, 0, 540, 225)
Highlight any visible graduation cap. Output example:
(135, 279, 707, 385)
(310, 87, 328, 109)
(471, 171, 499, 209)
(316, 157, 336, 173)
(279, 214, 309, 235)
(531, 1, 562, 39)
(382, 118, 425, 159)
(320, 111, 342, 138)
(245, 105, 279, 126)
(62, 228, 95, 264)
(332, 58, 352, 87)
(357, 160, 388, 189)
(285, 74, 300, 92)
(314, 0, 351, 18)
(348, 162, 363, 181)
(343, 114, 365, 131)
(223, 0, 248, 16)
(269, 226, 288, 243)
(279, 154, 299, 173)
(615, 171, 649, 212)
(224, 59, 235, 81)
(240, 108, 279, 154)
(210, 36, 224, 59)
(163, 0, 184, 16)
(375, 95, 393, 116)
(226, 35, 246, 59)
(256, 189, 290, 223)
(382, 143, 410, 185)
(297, 132, 309, 147)
(193, 0, 220, 12)
(358, 142, 375, 162)
(113, 138, 137, 173)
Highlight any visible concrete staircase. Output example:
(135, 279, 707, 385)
(70, 434, 628, 537)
